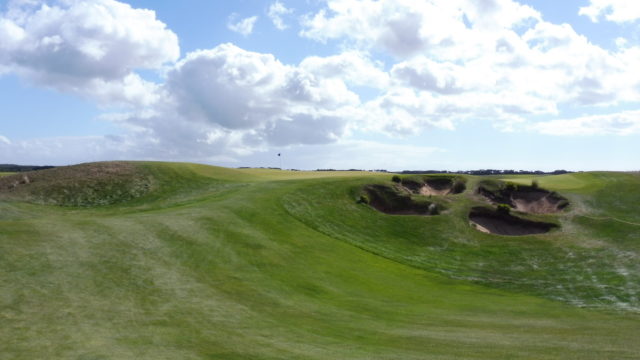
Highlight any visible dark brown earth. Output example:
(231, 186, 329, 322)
(477, 184, 568, 214)
(363, 184, 440, 216)
(401, 177, 465, 196)
(469, 207, 557, 236)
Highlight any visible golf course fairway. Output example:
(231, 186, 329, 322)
(1, 162, 639, 359)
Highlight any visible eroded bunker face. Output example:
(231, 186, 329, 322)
(476, 181, 569, 214)
(468, 207, 557, 236)
(362, 184, 442, 216)
(400, 176, 466, 196)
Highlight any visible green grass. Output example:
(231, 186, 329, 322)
(0, 172, 15, 177)
(1, 162, 639, 359)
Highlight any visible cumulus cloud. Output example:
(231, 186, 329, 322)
(89, 43, 362, 160)
(166, 44, 357, 135)
(529, 110, 640, 136)
(227, 14, 258, 36)
(579, 0, 640, 23)
(0, 0, 179, 106)
(296, 0, 640, 135)
(4, 0, 640, 168)
(300, 0, 540, 58)
(390, 57, 471, 94)
(268, 1, 293, 30)
(299, 51, 389, 89)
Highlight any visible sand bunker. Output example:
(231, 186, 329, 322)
(477, 183, 568, 214)
(401, 177, 466, 196)
(469, 207, 557, 236)
(362, 184, 441, 216)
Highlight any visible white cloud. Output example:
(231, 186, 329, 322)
(91, 43, 362, 158)
(297, 0, 640, 136)
(0, 135, 11, 145)
(300, 51, 389, 89)
(579, 0, 640, 23)
(300, 0, 540, 58)
(4, 0, 640, 168)
(0, 0, 179, 107)
(167, 43, 357, 131)
(227, 15, 258, 36)
(268, 1, 293, 30)
(529, 110, 640, 136)
(390, 57, 472, 94)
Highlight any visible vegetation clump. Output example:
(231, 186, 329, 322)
(0, 161, 155, 207)
(496, 203, 511, 215)
(358, 193, 370, 204)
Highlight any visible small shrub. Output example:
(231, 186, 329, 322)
(497, 204, 511, 215)
(452, 180, 466, 194)
(391, 175, 401, 183)
(358, 194, 370, 204)
(504, 183, 517, 192)
(531, 179, 539, 189)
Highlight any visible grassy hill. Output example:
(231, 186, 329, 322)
(1, 162, 639, 359)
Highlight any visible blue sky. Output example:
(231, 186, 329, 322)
(0, 0, 639, 170)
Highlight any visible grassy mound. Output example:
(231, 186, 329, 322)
(0, 162, 154, 206)
(477, 179, 569, 214)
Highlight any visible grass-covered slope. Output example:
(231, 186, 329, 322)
(1, 162, 639, 359)
(0, 162, 154, 206)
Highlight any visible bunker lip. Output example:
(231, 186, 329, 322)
(401, 176, 466, 196)
(477, 183, 569, 214)
(362, 184, 441, 216)
(469, 207, 557, 236)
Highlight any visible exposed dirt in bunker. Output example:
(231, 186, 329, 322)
(362, 184, 442, 216)
(477, 183, 569, 214)
(401, 177, 466, 196)
(468, 207, 557, 236)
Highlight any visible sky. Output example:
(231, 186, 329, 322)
(0, 0, 639, 171)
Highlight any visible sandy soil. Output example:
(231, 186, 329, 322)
(468, 207, 556, 236)
(511, 191, 564, 214)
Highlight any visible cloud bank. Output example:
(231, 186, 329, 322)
(1, 0, 639, 166)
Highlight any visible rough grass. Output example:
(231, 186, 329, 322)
(0, 162, 154, 206)
(283, 173, 640, 312)
(1, 162, 639, 359)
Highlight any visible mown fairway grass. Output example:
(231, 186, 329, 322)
(1, 162, 639, 359)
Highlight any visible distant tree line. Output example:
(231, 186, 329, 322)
(0, 164, 55, 172)
(399, 169, 571, 175)
(237, 167, 572, 175)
